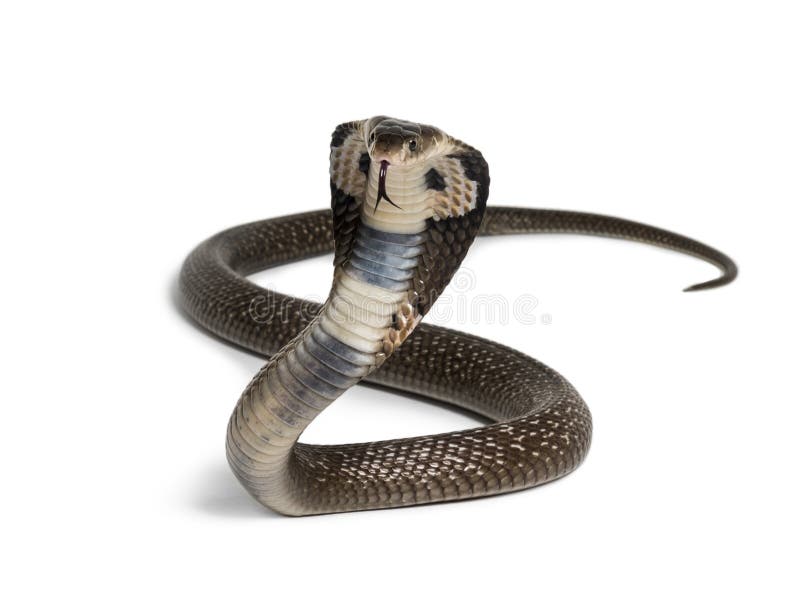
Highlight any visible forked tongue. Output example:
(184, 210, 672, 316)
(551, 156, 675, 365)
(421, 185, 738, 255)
(375, 159, 402, 212)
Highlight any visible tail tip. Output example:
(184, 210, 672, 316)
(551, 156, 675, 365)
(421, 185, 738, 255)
(683, 275, 736, 292)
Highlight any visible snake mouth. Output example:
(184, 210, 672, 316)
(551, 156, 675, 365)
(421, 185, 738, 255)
(375, 159, 402, 212)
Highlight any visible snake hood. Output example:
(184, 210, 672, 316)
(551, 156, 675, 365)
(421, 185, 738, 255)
(330, 116, 490, 319)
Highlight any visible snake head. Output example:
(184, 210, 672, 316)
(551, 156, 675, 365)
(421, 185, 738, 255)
(364, 116, 448, 167)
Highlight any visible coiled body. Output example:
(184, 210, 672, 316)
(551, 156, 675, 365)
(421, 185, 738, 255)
(179, 118, 736, 515)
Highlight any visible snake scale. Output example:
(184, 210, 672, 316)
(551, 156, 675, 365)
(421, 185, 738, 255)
(179, 116, 737, 516)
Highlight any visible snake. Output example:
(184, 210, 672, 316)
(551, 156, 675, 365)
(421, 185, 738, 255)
(179, 116, 737, 516)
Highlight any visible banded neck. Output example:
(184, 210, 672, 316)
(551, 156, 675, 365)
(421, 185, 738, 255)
(227, 252, 423, 513)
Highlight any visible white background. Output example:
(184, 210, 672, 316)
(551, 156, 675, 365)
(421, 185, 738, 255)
(2, 1, 798, 589)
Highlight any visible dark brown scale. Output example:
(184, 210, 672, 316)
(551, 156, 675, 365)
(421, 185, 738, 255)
(179, 204, 736, 514)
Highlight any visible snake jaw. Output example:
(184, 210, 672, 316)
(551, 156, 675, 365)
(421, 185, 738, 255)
(375, 159, 403, 213)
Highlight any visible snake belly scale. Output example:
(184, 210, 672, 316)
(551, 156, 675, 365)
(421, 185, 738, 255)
(179, 116, 737, 516)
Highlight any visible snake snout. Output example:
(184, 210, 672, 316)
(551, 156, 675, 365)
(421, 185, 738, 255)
(370, 132, 420, 165)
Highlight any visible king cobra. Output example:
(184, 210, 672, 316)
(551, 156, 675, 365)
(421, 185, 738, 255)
(179, 116, 737, 516)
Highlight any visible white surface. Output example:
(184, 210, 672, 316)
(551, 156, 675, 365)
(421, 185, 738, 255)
(1, 1, 798, 589)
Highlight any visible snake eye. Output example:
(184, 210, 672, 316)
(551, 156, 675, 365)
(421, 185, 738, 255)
(408, 139, 418, 152)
